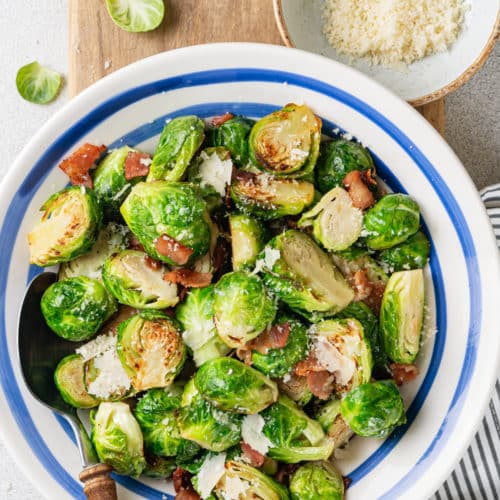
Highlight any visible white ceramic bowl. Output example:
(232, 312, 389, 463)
(0, 43, 499, 500)
(274, 0, 500, 105)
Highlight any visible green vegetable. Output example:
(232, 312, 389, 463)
(229, 213, 267, 271)
(142, 455, 176, 478)
(378, 230, 430, 272)
(277, 373, 313, 407)
(16, 61, 62, 104)
(315, 398, 352, 448)
(105, 0, 165, 32)
(289, 461, 344, 500)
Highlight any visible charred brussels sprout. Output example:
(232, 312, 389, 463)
(364, 194, 420, 250)
(289, 461, 344, 500)
(102, 250, 178, 309)
(257, 230, 354, 321)
(120, 181, 211, 264)
(315, 398, 353, 448)
(340, 380, 406, 438)
(380, 269, 425, 364)
(195, 357, 278, 414)
(249, 103, 321, 178)
(116, 311, 186, 392)
(41, 276, 116, 341)
(147, 115, 205, 181)
(28, 186, 102, 267)
(91, 402, 146, 477)
(213, 271, 276, 348)
(277, 373, 313, 407)
(378, 230, 430, 272)
(315, 138, 375, 193)
(229, 213, 267, 271)
(298, 186, 363, 251)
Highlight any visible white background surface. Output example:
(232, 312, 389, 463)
(0, 2, 498, 499)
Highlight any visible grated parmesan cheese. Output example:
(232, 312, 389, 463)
(241, 414, 273, 455)
(197, 452, 227, 499)
(198, 150, 233, 196)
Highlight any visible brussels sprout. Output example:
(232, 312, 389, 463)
(142, 455, 176, 478)
(261, 395, 334, 463)
(28, 186, 102, 266)
(16, 61, 62, 104)
(251, 314, 310, 378)
(54, 354, 99, 409)
(231, 170, 315, 220)
(340, 380, 406, 438)
(175, 285, 230, 367)
(331, 252, 388, 289)
(105, 0, 165, 33)
(363, 194, 420, 250)
(177, 379, 242, 452)
(315, 138, 375, 194)
(298, 186, 363, 251)
(277, 372, 313, 407)
(249, 103, 321, 178)
(41, 276, 117, 341)
(93, 146, 148, 220)
(289, 461, 344, 500)
(257, 231, 354, 321)
(102, 250, 178, 309)
(91, 402, 146, 477)
(380, 269, 425, 364)
(195, 358, 278, 414)
(147, 116, 205, 181)
(315, 398, 353, 448)
(378, 230, 430, 272)
(213, 271, 276, 348)
(117, 311, 186, 392)
(59, 222, 130, 281)
(229, 213, 267, 271)
(120, 181, 211, 265)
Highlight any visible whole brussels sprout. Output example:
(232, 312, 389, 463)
(120, 181, 211, 265)
(298, 186, 363, 251)
(380, 269, 425, 364)
(213, 271, 276, 348)
(28, 186, 102, 267)
(249, 103, 321, 178)
(102, 250, 178, 309)
(340, 380, 406, 438)
(378, 230, 430, 272)
(315, 138, 375, 193)
(91, 401, 146, 477)
(257, 230, 354, 321)
(41, 276, 117, 341)
(116, 311, 186, 392)
(315, 398, 353, 448)
(277, 372, 313, 407)
(289, 461, 344, 500)
(175, 285, 231, 367)
(363, 194, 420, 250)
(195, 357, 278, 414)
(147, 115, 205, 182)
(229, 213, 267, 271)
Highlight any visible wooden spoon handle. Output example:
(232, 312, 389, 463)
(79, 463, 117, 500)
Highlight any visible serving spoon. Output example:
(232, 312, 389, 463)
(17, 272, 118, 500)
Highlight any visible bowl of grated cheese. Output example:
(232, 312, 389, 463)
(273, 0, 499, 105)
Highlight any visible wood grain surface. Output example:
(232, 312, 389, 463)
(68, 0, 444, 134)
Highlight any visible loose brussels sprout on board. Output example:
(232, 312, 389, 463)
(229, 213, 267, 271)
(289, 461, 345, 500)
(378, 230, 430, 272)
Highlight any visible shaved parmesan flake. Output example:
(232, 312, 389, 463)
(198, 150, 233, 196)
(86, 348, 131, 399)
(315, 337, 355, 387)
(76, 333, 115, 362)
(197, 452, 226, 499)
(241, 414, 273, 455)
(220, 475, 249, 500)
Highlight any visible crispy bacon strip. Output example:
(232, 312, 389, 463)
(173, 468, 200, 500)
(247, 323, 291, 354)
(163, 269, 213, 288)
(144, 255, 163, 271)
(154, 234, 194, 265)
(306, 370, 335, 400)
(343, 170, 375, 210)
(59, 143, 106, 188)
(240, 441, 265, 467)
(211, 112, 234, 127)
(124, 151, 151, 180)
(294, 352, 323, 376)
(389, 363, 419, 386)
(363, 280, 386, 315)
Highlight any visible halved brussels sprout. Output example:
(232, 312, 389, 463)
(331, 252, 388, 288)
(289, 461, 345, 500)
(363, 194, 420, 250)
(315, 138, 375, 194)
(249, 103, 321, 178)
(28, 186, 102, 266)
(120, 181, 211, 265)
(315, 398, 353, 448)
(102, 250, 178, 309)
(195, 357, 278, 414)
(147, 116, 205, 181)
(298, 186, 363, 251)
(175, 285, 230, 367)
(91, 402, 146, 477)
(277, 372, 313, 407)
(229, 213, 267, 271)
(380, 269, 425, 364)
(41, 276, 117, 341)
(213, 271, 276, 348)
(231, 170, 315, 220)
(340, 380, 406, 438)
(54, 354, 99, 408)
(116, 311, 186, 392)
(257, 230, 354, 321)
(378, 230, 430, 272)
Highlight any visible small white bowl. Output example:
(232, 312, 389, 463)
(274, 0, 500, 105)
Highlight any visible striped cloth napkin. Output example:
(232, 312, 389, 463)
(433, 184, 500, 500)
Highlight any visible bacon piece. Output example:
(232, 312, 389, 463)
(154, 234, 194, 265)
(343, 170, 375, 210)
(363, 280, 386, 315)
(176, 491, 200, 500)
(173, 468, 200, 500)
(59, 143, 106, 188)
(144, 255, 163, 271)
(236, 347, 253, 365)
(389, 363, 419, 386)
(294, 352, 323, 376)
(241, 441, 265, 467)
(306, 370, 335, 400)
(124, 151, 151, 180)
(247, 323, 290, 355)
(163, 269, 213, 288)
(349, 269, 372, 302)
(211, 112, 234, 127)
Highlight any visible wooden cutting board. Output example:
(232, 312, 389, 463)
(68, 0, 444, 134)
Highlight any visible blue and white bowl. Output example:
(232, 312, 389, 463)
(0, 43, 499, 499)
